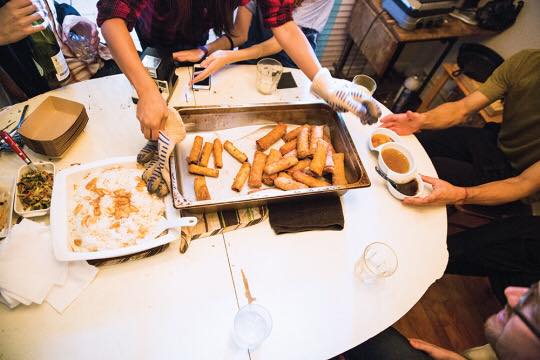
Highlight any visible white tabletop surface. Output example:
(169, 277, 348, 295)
(0, 65, 447, 360)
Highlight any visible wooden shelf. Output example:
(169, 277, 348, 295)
(419, 63, 503, 123)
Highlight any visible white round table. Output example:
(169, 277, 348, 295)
(0, 65, 447, 360)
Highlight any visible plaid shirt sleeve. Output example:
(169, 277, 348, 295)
(96, 0, 147, 31)
(260, 0, 294, 28)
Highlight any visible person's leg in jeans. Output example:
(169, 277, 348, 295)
(344, 327, 432, 360)
(416, 124, 515, 187)
(446, 216, 540, 303)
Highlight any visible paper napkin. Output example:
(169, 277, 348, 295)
(0, 219, 98, 313)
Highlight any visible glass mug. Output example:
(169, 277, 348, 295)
(256, 58, 283, 95)
(353, 74, 377, 95)
(233, 303, 273, 350)
(354, 242, 398, 283)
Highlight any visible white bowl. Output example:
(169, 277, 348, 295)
(14, 162, 55, 218)
(368, 127, 399, 152)
(377, 142, 416, 184)
(387, 173, 424, 201)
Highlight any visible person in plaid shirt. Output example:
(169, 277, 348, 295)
(98, 0, 380, 140)
(97, 0, 251, 140)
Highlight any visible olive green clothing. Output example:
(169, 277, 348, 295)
(478, 49, 540, 173)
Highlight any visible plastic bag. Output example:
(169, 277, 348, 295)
(61, 15, 99, 63)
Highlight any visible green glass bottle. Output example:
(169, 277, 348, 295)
(27, 1, 70, 89)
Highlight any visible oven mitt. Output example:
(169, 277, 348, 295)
(137, 140, 158, 164)
(139, 108, 186, 197)
(311, 68, 381, 125)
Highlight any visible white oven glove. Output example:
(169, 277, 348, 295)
(141, 108, 186, 197)
(311, 68, 381, 125)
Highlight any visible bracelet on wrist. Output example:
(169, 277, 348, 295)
(197, 45, 209, 58)
(224, 34, 234, 50)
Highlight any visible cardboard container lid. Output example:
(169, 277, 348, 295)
(18, 96, 87, 142)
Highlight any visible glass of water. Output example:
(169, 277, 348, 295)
(256, 58, 283, 95)
(354, 242, 398, 283)
(233, 303, 273, 350)
(352, 74, 377, 95)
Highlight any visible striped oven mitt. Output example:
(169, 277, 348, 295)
(311, 68, 381, 125)
(138, 108, 186, 197)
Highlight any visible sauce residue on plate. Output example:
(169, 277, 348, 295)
(371, 133, 393, 148)
(395, 179, 418, 196)
(382, 148, 409, 173)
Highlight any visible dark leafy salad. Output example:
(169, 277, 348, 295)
(17, 170, 53, 211)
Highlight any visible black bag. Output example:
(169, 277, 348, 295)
(453, 43, 504, 82)
(476, 0, 524, 31)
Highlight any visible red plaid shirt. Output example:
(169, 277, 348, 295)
(97, 0, 294, 49)
(97, 0, 252, 49)
(260, 0, 294, 28)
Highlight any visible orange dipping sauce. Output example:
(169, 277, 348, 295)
(382, 148, 409, 173)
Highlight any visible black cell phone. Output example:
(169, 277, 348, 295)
(192, 64, 210, 90)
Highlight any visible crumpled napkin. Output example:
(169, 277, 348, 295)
(0, 219, 98, 313)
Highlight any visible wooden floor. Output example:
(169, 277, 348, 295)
(334, 216, 503, 359)
(393, 274, 502, 353)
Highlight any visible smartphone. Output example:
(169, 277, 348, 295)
(192, 64, 211, 90)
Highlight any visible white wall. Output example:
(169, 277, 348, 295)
(479, 0, 540, 58)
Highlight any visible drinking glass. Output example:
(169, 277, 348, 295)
(233, 303, 273, 350)
(353, 74, 377, 95)
(354, 242, 398, 283)
(256, 58, 283, 95)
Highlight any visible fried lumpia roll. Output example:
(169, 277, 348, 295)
(274, 177, 309, 191)
(296, 125, 310, 159)
(332, 153, 348, 185)
(199, 142, 213, 167)
(231, 162, 251, 192)
(287, 159, 311, 174)
(262, 149, 282, 186)
(194, 176, 211, 201)
(322, 125, 332, 144)
(248, 151, 267, 188)
(264, 156, 299, 175)
(256, 122, 287, 150)
(310, 139, 328, 176)
(187, 135, 203, 164)
(309, 125, 324, 155)
(188, 164, 219, 177)
(292, 170, 331, 188)
(324, 146, 335, 174)
(213, 139, 223, 168)
(279, 139, 297, 155)
(283, 126, 303, 142)
(224, 140, 248, 163)
(283, 149, 297, 158)
(277, 171, 292, 179)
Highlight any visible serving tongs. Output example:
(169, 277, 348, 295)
(0, 130, 38, 172)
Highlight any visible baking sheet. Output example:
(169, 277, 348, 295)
(172, 103, 371, 212)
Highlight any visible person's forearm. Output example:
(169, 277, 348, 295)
(207, 36, 234, 55)
(421, 101, 470, 130)
(229, 37, 282, 64)
(101, 19, 157, 96)
(464, 177, 536, 206)
(271, 21, 320, 80)
(420, 91, 491, 130)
